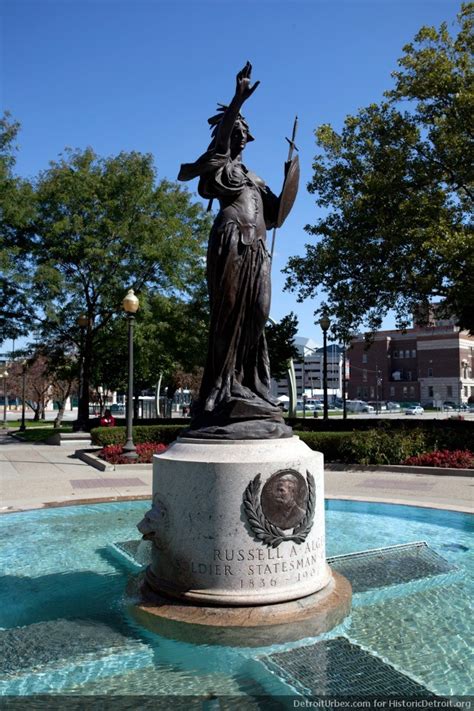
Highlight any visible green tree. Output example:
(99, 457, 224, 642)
(136, 288, 209, 406)
(43, 347, 78, 428)
(0, 113, 36, 343)
(31, 146, 210, 423)
(266, 312, 299, 380)
(284, 4, 473, 337)
(88, 287, 209, 413)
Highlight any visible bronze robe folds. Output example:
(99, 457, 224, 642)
(178, 149, 291, 439)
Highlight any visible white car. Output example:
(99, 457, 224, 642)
(405, 405, 424, 415)
(296, 400, 315, 411)
(346, 400, 375, 413)
(306, 400, 324, 410)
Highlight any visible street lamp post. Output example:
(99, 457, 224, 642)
(1, 369, 8, 427)
(122, 289, 139, 459)
(374, 358, 381, 415)
(20, 360, 27, 432)
(302, 354, 306, 418)
(342, 345, 347, 420)
(319, 314, 330, 420)
(76, 314, 90, 432)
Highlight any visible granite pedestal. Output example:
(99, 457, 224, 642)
(135, 435, 351, 641)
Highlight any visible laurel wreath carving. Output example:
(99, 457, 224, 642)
(243, 470, 316, 548)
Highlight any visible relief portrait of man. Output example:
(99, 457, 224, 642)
(261, 471, 308, 530)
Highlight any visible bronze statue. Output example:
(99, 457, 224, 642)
(178, 62, 299, 439)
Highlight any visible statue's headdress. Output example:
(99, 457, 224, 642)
(207, 104, 255, 142)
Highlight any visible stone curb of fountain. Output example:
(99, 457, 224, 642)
(325, 462, 474, 477)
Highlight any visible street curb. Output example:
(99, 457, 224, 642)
(76, 450, 472, 478)
(76, 449, 114, 471)
(325, 463, 474, 477)
(76, 448, 152, 473)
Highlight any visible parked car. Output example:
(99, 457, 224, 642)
(111, 403, 125, 414)
(346, 400, 375, 413)
(296, 400, 315, 411)
(367, 401, 387, 411)
(405, 405, 424, 415)
(443, 401, 457, 411)
(386, 401, 401, 411)
(306, 399, 324, 410)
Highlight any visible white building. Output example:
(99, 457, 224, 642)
(272, 337, 344, 400)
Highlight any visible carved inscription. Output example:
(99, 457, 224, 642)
(176, 536, 325, 588)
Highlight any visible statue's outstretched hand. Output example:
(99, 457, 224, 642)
(235, 61, 260, 102)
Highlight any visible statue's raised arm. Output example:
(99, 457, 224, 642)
(213, 62, 260, 154)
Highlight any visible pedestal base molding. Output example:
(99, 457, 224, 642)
(130, 569, 352, 647)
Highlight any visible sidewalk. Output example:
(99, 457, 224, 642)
(0, 431, 151, 512)
(0, 431, 472, 514)
(324, 465, 472, 513)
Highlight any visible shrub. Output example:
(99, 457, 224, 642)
(403, 449, 474, 469)
(89, 421, 474, 466)
(339, 427, 428, 465)
(99, 442, 167, 464)
(297, 431, 354, 461)
(90, 424, 185, 447)
(290, 417, 473, 450)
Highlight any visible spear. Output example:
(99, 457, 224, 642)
(270, 115, 299, 262)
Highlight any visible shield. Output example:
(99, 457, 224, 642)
(276, 154, 300, 228)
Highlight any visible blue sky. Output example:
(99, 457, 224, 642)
(2, 0, 459, 345)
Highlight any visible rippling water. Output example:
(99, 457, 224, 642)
(0, 500, 472, 697)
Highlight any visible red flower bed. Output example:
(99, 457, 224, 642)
(402, 449, 474, 469)
(99, 442, 167, 464)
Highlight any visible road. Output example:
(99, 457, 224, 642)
(2, 407, 473, 424)
(295, 410, 474, 421)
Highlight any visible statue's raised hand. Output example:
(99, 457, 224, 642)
(235, 61, 260, 102)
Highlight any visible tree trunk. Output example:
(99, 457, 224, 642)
(77, 327, 93, 430)
(54, 403, 66, 428)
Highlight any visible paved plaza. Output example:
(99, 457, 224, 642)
(0, 430, 472, 514)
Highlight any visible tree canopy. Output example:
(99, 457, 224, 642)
(32, 146, 209, 334)
(0, 113, 36, 342)
(30, 146, 210, 416)
(266, 312, 299, 380)
(0, 122, 212, 417)
(284, 3, 473, 338)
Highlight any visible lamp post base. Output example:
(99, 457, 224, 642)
(122, 441, 138, 459)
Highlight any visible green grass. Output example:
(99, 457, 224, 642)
(10, 426, 73, 443)
(4, 419, 58, 429)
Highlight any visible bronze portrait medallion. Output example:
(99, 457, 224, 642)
(261, 470, 308, 530)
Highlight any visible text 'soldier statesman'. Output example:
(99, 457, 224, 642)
(178, 62, 299, 440)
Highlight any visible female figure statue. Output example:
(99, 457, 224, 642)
(178, 62, 298, 439)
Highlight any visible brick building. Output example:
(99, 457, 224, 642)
(347, 321, 474, 406)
